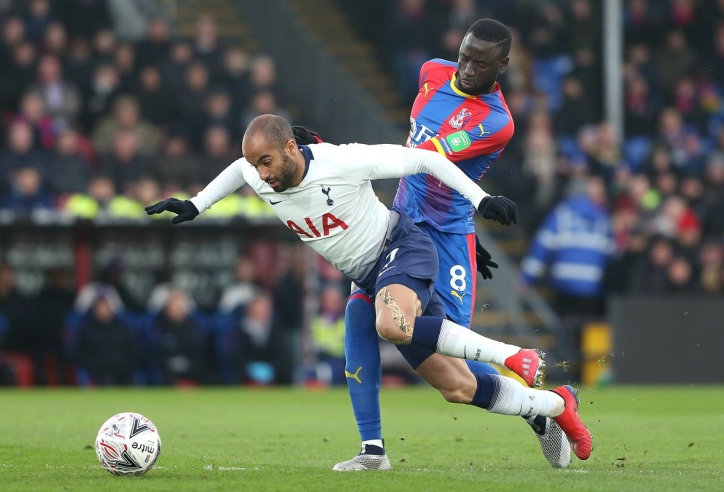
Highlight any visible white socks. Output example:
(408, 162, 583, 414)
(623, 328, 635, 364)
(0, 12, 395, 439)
(362, 439, 383, 449)
(436, 319, 520, 366)
(486, 375, 564, 418)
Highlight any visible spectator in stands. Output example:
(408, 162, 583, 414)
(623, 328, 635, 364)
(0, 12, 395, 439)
(567, 0, 599, 52)
(271, 243, 304, 360)
(240, 90, 290, 133)
(199, 126, 236, 183)
(82, 62, 121, 129)
(699, 240, 724, 294)
(64, 37, 93, 95)
(702, 154, 724, 238)
(652, 195, 692, 239)
(0, 121, 47, 185)
(655, 30, 697, 97)
(152, 135, 198, 190)
(73, 291, 138, 386)
(56, 0, 111, 40)
(63, 175, 117, 219)
(114, 42, 137, 94)
(386, 0, 442, 104)
(199, 88, 236, 146)
(585, 122, 624, 181)
(520, 175, 615, 317)
(177, 61, 211, 143)
(135, 65, 175, 126)
(107, 0, 166, 43)
(248, 55, 279, 98)
(225, 292, 294, 385)
(680, 175, 706, 226)
(135, 15, 171, 68)
(665, 256, 700, 294)
(98, 129, 150, 193)
(24, 0, 52, 43)
(92, 95, 160, 155)
(0, 165, 54, 215)
(1, 41, 37, 113)
(97, 259, 145, 314)
(218, 254, 261, 315)
(629, 235, 674, 294)
(310, 286, 347, 385)
(624, 74, 659, 138)
(91, 28, 116, 64)
(133, 176, 163, 215)
(27, 53, 81, 129)
(556, 76, 596, 137)
(13, 91, 56, 150)
(0, 16, 25, 67)
(42, 21, 68, 58)
(192, 14, 224, 75)
(522, 111, 557, 214)
(522, 2, 568, 59)
(0, 262, 31, 354)
(151, 289, 210, 386)
(221, 45, 251, 113)
(159, 39, 194, 101)
(606, 221, 649, 295)
(28, 267, 75, 385)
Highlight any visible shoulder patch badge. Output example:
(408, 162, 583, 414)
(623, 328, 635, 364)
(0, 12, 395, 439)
(445, 130, 472, 152)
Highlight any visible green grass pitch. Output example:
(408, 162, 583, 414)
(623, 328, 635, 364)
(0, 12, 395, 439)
(1, 385, 722, 491)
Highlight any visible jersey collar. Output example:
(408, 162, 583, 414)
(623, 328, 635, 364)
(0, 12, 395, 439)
(450, 73, 501, 99)
(299, 144, 314, 180)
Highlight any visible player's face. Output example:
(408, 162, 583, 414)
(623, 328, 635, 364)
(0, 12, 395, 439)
(243, 136, 301, 192)
(456, 33, 509, 95)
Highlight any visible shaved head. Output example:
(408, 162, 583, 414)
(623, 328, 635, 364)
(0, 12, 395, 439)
(242, 114, 304, 193)
(243, 114, 294, 152)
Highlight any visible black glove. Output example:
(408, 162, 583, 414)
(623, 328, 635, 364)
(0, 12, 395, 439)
(145, 198, 199, 224)
(474, 234, 498, 280)
(477, 196, 518, 226)
(292, 125, 323, 145)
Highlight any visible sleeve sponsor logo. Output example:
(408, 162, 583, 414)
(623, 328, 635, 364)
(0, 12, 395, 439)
(444, 130, 472, 152)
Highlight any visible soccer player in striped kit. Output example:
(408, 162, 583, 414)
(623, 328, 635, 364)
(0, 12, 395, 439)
(333, 19, 576, 470)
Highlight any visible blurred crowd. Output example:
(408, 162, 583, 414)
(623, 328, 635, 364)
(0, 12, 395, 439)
(0, 242, 365, 387)
(3, 0, 724, 385)
(0, 0, 290, 222)
(339, 0, 724, 302)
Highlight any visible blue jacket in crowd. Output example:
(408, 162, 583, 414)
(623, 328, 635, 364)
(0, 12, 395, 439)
(521, 196, 615, 298)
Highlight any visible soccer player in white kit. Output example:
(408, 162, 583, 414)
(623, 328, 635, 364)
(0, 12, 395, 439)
(146, 114, 593, 463)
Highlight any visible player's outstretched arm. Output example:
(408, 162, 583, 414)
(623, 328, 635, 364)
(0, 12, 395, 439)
(146, 157, 249, 224)
(327, 143, 517, 225)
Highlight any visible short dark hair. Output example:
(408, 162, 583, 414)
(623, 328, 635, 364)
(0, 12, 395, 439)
(245, 114, 294, 150)
(467, 19, 512, 57)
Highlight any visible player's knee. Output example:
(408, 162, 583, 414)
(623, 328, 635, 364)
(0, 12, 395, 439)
(438, 387, 469, 404)
(375, 319, 404, 344)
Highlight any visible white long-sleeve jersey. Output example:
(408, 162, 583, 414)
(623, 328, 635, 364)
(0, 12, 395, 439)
(191, 143, 488, 281)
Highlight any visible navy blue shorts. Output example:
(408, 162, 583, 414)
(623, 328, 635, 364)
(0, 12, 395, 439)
(355, 211, 446, 369)
(356, 211, 442, 314)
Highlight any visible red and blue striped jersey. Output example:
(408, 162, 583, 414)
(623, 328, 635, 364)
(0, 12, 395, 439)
(393, 58, 514, 234)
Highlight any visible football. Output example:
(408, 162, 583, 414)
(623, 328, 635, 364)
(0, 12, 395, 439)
(95, 412, 162, 475)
